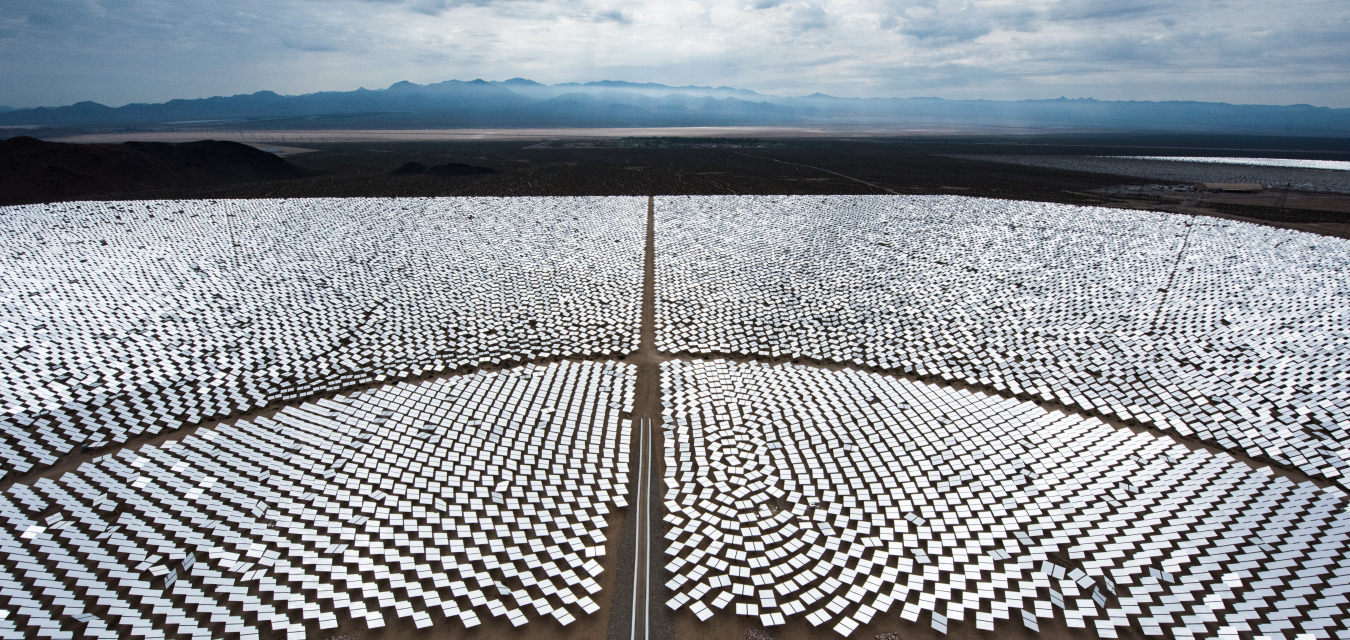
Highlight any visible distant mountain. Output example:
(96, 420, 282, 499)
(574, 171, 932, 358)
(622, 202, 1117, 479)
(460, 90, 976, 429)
(3, 79, 1348, 136)
(0, 106, 13, 114)
(1, 80, 530, 127)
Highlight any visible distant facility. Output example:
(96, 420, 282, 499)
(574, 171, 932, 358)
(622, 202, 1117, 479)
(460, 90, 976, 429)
(1195, 182, 1263, 192)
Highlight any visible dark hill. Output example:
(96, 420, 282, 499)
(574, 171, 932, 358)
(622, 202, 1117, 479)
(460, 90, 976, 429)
(0, 137, 313, 205)
(390, 161, 429, 176)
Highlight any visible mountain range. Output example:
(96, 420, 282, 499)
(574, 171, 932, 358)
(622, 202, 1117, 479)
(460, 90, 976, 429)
(3, 79, 1348, 136)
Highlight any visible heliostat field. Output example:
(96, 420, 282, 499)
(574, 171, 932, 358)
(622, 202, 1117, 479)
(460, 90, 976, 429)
(0, 197, 644, 476)
(656, 196, 1350, 482)
(0, 195, 1345, 640)
(659, 359, 1347, 640)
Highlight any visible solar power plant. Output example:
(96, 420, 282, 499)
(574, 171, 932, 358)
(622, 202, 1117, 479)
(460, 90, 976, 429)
(1111, 157, 1350, 172)
(0, 361, 633, 639)
(1, 194, 1348, 640)
(656, 195, 1350, 483)
(0, 197, 644, 477)
(659, 359, 1348, 640)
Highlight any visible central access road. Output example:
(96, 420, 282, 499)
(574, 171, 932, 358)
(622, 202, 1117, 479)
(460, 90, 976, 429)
(609, 196, 672, 640)
(629, 417, 653, 640)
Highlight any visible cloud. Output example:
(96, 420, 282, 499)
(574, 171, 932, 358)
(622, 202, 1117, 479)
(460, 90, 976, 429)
(409, 0, 451, 15)
(355, 0, 511, 13)
(879, 1, 1037, 43)
(0, 0, 1345, 108)
(593, 8, 631, 23)
(791, 3, 828, 30)
(1045, 0, 1162, 22)
(897, 13, 991, 42)
(281, 34, 344, 51)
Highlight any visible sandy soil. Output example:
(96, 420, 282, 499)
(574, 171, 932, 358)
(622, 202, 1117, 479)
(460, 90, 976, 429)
(949, 155, 1350, 195)
(1192, 191, 1350, 213)
(1091, 195, 1350, 240)
(1096, 185, 1350, 215)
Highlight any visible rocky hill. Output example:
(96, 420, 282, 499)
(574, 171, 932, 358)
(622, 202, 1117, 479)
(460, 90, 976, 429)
(0, 136, 312, 205)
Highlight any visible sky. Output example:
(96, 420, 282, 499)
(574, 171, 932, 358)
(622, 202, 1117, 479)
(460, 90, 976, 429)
(1, 0, 1347, 109)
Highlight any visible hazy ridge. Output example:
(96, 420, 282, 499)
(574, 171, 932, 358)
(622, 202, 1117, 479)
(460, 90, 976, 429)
(3, 78, 1348, 136)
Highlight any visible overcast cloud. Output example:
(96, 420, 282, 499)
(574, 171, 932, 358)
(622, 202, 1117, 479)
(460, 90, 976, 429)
(0, 0, 1346, 108)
